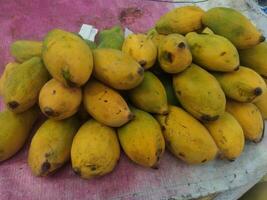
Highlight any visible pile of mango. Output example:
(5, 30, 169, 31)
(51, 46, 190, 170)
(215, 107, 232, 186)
(0, 6, 267, 179)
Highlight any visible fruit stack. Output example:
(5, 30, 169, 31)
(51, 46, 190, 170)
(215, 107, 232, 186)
(0, 6, 266, 180)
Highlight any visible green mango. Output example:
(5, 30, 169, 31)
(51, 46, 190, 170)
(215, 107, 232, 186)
(97, 26, 124, 50)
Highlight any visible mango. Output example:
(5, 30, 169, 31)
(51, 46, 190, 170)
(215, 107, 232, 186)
(122, 34, 157, 69)
(147, 28, 166, 47)
(239, 42, 267, 77)
(173, 64, 226, 121)
(155, 6, 205, 35)
(0, 107, 39, 162)
(39, 79, 82, 120)
(204, 112, 245, 161)
(118, 107, 165, 168)
(202, 7, 265, 49)
(93, 48, 144, 90)
(158, 34, 192, 73)
(83, 79, 133, 127)
(3, 57, 49, 113)
(10, 40, 42, 62)
(97, 26, 124, 50)
(226, 101, 264, 143)
(214, 66, 267, 102)
(128, 71, 168, 114)
(71, 119, 120, 179)
(156, 106, 218, 164)
(0, 62, 19, 96)
(186, 32, 239, 72)
(255, 79, 267, 119)
(42, 29, 93, 87)
(28, 117, 80, 176)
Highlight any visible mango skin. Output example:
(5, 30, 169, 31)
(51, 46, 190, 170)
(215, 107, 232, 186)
(97, 26, 124, 50)
(0, 107, 39, 162)
(186, 32, 239, 72)
(129, 71, 168, 114)
(3, 57, 50, 113)
(122, 34, 157, 69)
(28, 117, 80, 176)
(71, 119, 120, 179)
(39, 79, 82, 120)
(255, 79, 267, 119)
(147, 28, 166, 47)
(202, 7, 264, 49)
(239, 42, 267, 77)
(158, 34, 192, 73)
(204, 112, 245, 161)
(118, 107, 165, 168)
(226, 101, 264, 143)
(42, 29, 93, 87)
(83, 79, 133, 127)
(156, 6, 205, 35)
(0, 62, 19, 96)
(214, 66, 267, 102)
(11, 40, 42, 62)
(93, 48, 144, 90)
(173, 64, 226, 121)
(156, 106, 218, 164)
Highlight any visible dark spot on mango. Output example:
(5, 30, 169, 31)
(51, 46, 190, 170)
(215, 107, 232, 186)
(220, 51, 226, 56)
(104, 100, 108, 103)
(177, 42, 186, 49)
(178, 152, 185, 158)
(86, 164, 97, 171)
(161, 126, 166, 131)
(201, 115, 219, 122)
(137, 67, 144, 76)
(201, 159, 207, 163)
(139, 60, 147, 67)
(52, 90, 56, 95)
(176, 90, 182, 95)
(254, 87, 262, 96)
(8, 101, 19, 109)
(43, 107, 58, 117)
(41, 161, 51, 174)
(259, 35, 265, 42)
(73, 167, 81, 176)
(162, 51, 173, 63)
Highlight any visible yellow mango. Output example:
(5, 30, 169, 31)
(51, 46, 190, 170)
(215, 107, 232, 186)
(0, 62, 19, 96)
(147, 28, 166, 47)
(202, 7, 264, 49)
(158, 34, 192, 73)
(255, 79, 267, 119)
(28, 117, 80, 176)
(3, 57, 49, 113)
(156, 106, 218, 164)
(118, 107, 165, 168)
(239, 42, 267, 77)
(156, 6, 205, 35)
(42, 29, 93, 87)
(93, 48, 144, 90)
(128, 71, 168, 114)
(186, 32, 239, 72)
(204, 112, 245, 161)
(71, 119, 120, 179)
(0, 107, 39, 162)
(226, 101, 264, 143)
(10, 40, 42, 62)
(39, 79, 82, 120)
(173, 64, 226, 121)
(214, 66, 267, 102)
(83, 79, 133, 127)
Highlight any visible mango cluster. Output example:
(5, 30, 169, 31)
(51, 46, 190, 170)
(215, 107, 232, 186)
(0, 6, 266, 180)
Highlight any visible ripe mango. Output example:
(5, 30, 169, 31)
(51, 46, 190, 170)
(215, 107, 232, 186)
(0, 62, 19, 96)
(128, 71, 168, 114)
(226, 101, 264, 143)
(83, 79, 133, 127)
(42, 29, 93, 87)
(93, 48, 144, 90)
(173, 64, 226, 121)
(202, 7, 265, 49)
(155, 6, 205, 35)
(239, 42, 267, 77)
(118, 107, 165, 168)
(0, 107, 39, 162)
(156, 106, 218, 164)
(147, 28, 166, 47)
(97, 26, 124, 50)
(28, 117, 80, 176)
(186, 32, 239, 72)
(158, 34, 192, 73)
(3, 57, 49, 113)
(214, 66, 267, 102)
(39, 79, 82, 120)
(122, 34, 157, 69)
(71, 119, 120, 179)
(255, 79, 267, 119)
(10, 40, 42, 62)
(204, 112, 245, 161)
